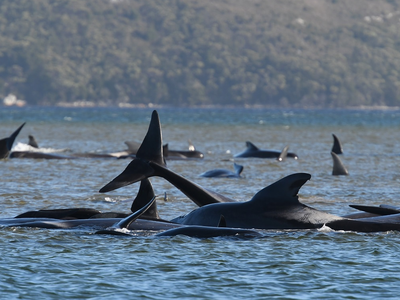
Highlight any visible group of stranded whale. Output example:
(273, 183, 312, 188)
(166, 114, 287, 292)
(2, 110, 398, 239)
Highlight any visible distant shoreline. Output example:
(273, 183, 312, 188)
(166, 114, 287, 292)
(2, 102, 399, 111)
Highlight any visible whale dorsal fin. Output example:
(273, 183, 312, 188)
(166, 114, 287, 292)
(245, 141, 259, 151)
(0, 122, 26, 159)
(28, 135, 39, 148)
(136, 110, 165, 166)
(162, 144, 169, 156)
(130, 178, 160, 219)
(277, 146, 289, 162)
(233, 163, 244, 176)
(124, 141, 140, 152)
(331, 152, 349, 175)
(249, 173, 311, 208)
(331, 134, 343, 155)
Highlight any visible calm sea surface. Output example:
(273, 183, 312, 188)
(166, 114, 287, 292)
(1, 107, 400, 299)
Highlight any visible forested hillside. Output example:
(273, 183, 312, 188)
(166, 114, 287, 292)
(1, 0, 400, 107)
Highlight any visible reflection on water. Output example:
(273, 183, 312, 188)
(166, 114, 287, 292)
(1, 107, 400, 299)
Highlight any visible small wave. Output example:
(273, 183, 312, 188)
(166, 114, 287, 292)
(12, 142, 70, 153)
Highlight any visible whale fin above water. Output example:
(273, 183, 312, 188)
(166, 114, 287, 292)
(277, 146, 289, 162)
(136, 110, 165, 166)
(331, 152, 349, 175)
(100, 110, 234, 206)
(331, 134, 343, 155)
(249, 173, 311, 208)
(130, 179, 160, 220)
(28, 135, 39, 148)
(99, 158, 155, 192)
(95, 196, 157, 235)
(0, 123, 25, 159)
(188, 140, 195, 151)
(233, 163, 244, 176)
(349, 204, 400, 216)
(114, 196, 157, 230)
(246, 141, 259, 151)
(124, 141, 140, 153)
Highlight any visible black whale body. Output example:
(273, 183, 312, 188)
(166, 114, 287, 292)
(100, 110, 400, 233)
(234, 141, 298, 159)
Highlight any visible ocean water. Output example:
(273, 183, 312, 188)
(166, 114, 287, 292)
(1, 106, 400, 299)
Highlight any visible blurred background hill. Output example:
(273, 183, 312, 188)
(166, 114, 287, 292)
(1, 0, 400, 108)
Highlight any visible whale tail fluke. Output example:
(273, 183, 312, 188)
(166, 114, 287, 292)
(99, 159, 155, 192)
(99, 110, 165, 192)
(136, 110, 165, 166)
(0, 122, 26, 159)
(331, 134, 343, 155)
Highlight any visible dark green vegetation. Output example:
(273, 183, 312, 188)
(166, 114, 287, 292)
(1, 0, 400, 107)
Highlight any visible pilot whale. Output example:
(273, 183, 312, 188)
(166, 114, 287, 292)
(124, 140, 204, 160)
(97, 192, 262, 238)
(170, 173, 343, 229)
(234, 141, 298, 159)
(2, 178, 177, 231)
(0, 123, 25, 159)
(170, 172, 400, 232)
(100, 110, 400, 233)
(200, 163, 244, 178)
(13, 178, 163, 221)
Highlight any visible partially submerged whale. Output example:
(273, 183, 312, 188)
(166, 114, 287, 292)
(170, 173, 344, 229)
(13, 178, 163, 221)
(2, 179, 177, 231)
(0, 123, 25, 159)
(200, 163, 244, 178)
(234, 141, 298, 159)
(124, 140, 204, 160)
(163, 142, 204, 160)
(170, 172, 400, 233)
(97, 193, 261, 238)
